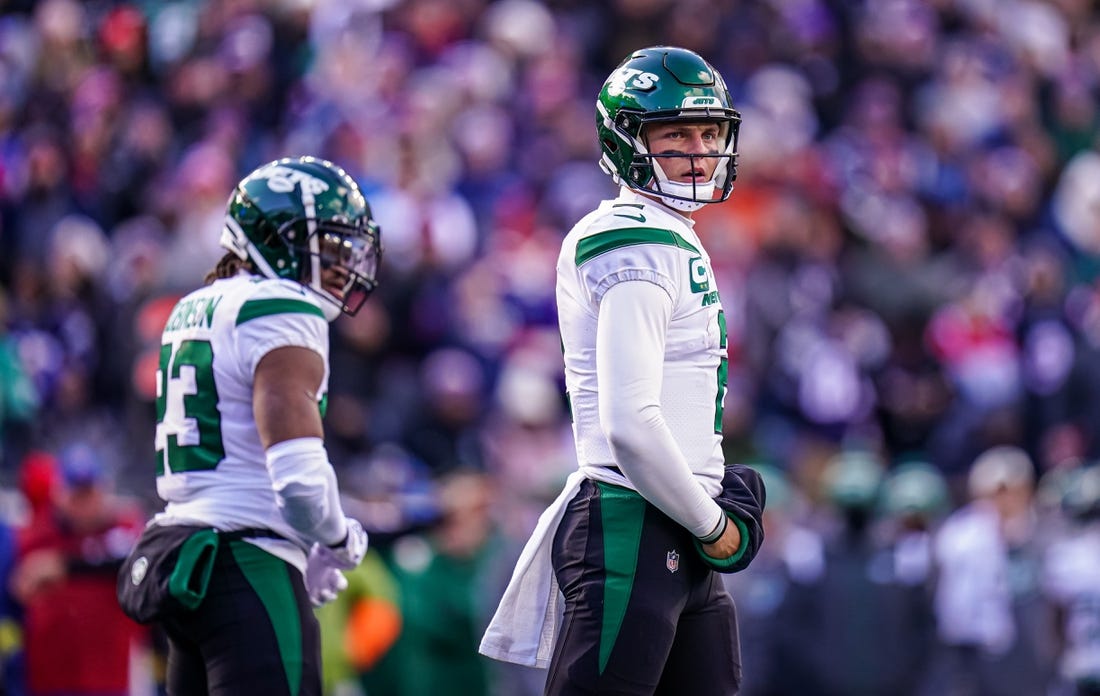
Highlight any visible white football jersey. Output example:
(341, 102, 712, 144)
(153, 272, 330, 548)
(556, 188, 728, 490)
(1044, 525, 1100, 681)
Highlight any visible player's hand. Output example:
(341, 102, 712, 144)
(305, 544, 349, 606)
(315, 518, 369, 570)
(701, 516, 741, 560)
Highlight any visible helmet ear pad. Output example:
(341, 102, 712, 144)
(598, 107, 656, 189)
(255, 206, 296, 270)
(625, 113, 656, 189)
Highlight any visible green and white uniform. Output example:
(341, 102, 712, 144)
(557, 187, 728, 538)
(154, 271, 333, 568)
(146, 156, 378, 696)
(483, 45, 755, 693)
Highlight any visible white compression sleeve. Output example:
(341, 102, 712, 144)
(596, 280, 726, 539)
(265, 437, 349, 546)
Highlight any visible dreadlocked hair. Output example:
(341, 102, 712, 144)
(203, 253, 253, 285)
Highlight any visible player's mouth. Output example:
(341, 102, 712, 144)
(325, 283, 347, 300)
(321, 268, 350, 299)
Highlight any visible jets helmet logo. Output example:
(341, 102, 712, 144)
(682, 96, 721, 108)
(255, 165, 330, 197)
(606, 67, 660, 96)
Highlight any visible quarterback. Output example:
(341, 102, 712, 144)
(481, 47, 765, 695)
(139, 156, 381, 695)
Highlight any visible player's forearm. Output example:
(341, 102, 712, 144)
(265, 437, 349, 546)
(596, 281, 726, 538)
(602, 389, 726, 538)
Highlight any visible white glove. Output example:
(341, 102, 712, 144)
(305, 546, 349, 607)
(313, 517, 369, 570)
(303, 519, 367, 607)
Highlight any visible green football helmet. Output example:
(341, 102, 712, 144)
(597, 46, 740, 211)
(880, 461, 950, 519)
(221, 156, 382, 320)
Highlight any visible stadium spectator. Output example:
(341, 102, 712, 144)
(11, 443, 145, 696)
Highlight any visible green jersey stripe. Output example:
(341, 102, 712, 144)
(575, 227, 700, 266)
(236, 298, 324, 326)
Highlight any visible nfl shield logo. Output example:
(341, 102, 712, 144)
(666, 550, 679, 573)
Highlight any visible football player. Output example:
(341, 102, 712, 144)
(148, 156, 381, 695)
(481, 46, 765, 695)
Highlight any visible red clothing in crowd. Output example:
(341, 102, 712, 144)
(15, 496, 146, 696)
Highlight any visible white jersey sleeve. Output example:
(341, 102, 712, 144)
(233, 282, 329, 383)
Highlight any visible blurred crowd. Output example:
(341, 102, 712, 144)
(0, 0, 1100, 694)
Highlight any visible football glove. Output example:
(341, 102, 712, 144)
(305, 546, 349, 607)
(314, 517, 369, 570)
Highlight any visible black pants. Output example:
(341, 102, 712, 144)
(160, 539, 320, 696)
(546, 479, 742, 695)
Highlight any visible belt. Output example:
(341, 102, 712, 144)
(219, 527, 288, 542)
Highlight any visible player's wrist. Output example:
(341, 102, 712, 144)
(319, 518, 368, 569)
(323, 516, 354, 549)
(695, 512, 728, 545)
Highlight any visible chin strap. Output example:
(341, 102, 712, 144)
(650, 182, 714, 212)
(647, 159, 718, 211)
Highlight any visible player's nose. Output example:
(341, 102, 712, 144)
(684, 133, 711, 153)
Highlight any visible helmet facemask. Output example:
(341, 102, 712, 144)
(634, 118, 738, 212)
(279, 216, 381, 321)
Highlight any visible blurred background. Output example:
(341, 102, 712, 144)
(0, 0, 1099, 694)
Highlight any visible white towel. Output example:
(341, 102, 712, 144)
(479, 471, 586, 667)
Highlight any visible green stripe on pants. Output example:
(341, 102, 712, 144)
(230, 541, 303, 696)
(596, 482, 646, 674)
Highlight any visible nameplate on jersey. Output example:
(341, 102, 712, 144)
(164, 296, 222, 332)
